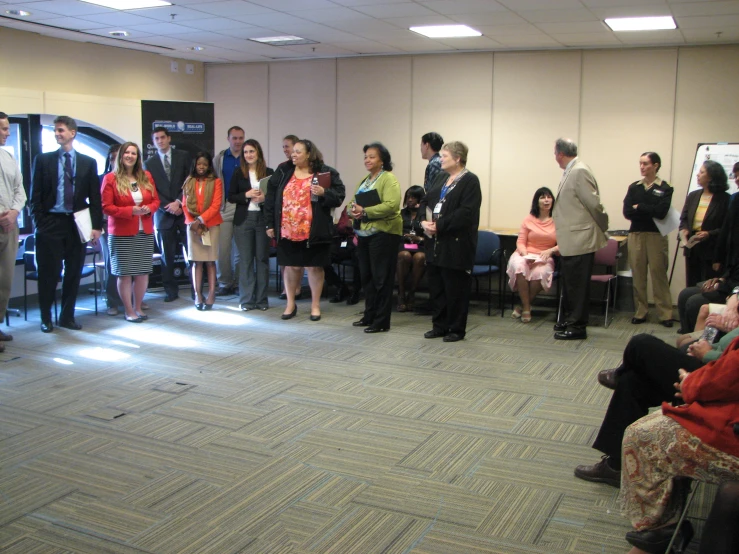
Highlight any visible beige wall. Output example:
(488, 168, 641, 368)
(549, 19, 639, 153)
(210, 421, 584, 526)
(0, 28, 205, 141)
(206, 44, 739, 298)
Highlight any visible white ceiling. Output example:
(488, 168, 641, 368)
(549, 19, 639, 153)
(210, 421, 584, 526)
(1, 0, 738, 63)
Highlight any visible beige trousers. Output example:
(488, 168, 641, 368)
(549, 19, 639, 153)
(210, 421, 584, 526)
(0, 226, 19, 321)
(628, 231, 673, 320)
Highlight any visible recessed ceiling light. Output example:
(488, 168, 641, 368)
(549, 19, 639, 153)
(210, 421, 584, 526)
(109, 30, 129, 37)
(250, 36, 317, 46)
(80, 0, 172, 9)
(605, 16, 676, 32)
(6, 10, 31, 16)
(189, 46, 205, 51)
(409, 25, 482, 38)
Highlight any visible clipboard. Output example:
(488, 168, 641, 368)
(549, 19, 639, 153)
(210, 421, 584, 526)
(354, 189, 381, 208)
(256, 176, 271, 193)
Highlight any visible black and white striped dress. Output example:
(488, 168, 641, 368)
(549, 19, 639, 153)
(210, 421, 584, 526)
(109, 188, 155, 276)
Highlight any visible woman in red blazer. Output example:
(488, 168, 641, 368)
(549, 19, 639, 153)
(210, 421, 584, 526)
(619, 337, 739, 553)
(101, 142, 160, 322)
(182, 151, 223, 310)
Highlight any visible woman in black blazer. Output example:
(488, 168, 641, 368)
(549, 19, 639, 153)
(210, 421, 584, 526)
(421, 141, 482, 343)
(228, 139, 274, 311)
(679, 160, 730, 287)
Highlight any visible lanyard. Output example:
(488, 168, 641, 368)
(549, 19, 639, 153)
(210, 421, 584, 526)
(439, 170, 467, 201)
(357, 171, 384, 194)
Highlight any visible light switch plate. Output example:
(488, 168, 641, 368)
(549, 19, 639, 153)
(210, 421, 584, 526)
(186, 63, 194, 75)
(171, 61, 179, 73)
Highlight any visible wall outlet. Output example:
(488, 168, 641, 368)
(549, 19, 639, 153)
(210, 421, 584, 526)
(170, 61, 179, 73)
(186, 63, 194, 75)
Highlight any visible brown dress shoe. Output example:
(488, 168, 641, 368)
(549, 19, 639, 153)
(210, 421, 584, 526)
(597, 368, 620, 390)
(574, 456, 621, 487)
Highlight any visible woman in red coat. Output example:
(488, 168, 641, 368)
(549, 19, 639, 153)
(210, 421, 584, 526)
(182, 151, 223, 310)
(101, 142, 160, 322)
(619, 337, 739, 553)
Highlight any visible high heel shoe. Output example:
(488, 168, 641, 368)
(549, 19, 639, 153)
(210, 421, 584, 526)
(309, 314, 321, 321)
(204, 303, 213, 311)
(625, 520, 693, 554)
(195, 303, 205, 311)
(281, 307, 297, 320)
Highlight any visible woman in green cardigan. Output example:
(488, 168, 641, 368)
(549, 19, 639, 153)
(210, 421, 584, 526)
(349, 142, 402, 333)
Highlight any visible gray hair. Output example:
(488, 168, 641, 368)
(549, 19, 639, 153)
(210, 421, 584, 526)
(441, 141, 469, 166)
(555, 138, 578, 157)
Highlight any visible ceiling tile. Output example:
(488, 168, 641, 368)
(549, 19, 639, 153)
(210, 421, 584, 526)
(448, 12, 529, 26)
(125, 22, 205, 35)
(248, 0, 337, 9)
(492, 34, 563, 47)
(275, 23, 363, 42)
(331, 0, 413, 5)
(353, 2, 440, 18)
(192, 1, 276, 17)
(580, 0, 665, 6)
(178, 17, 247, 31)
(588, 5, 672, 18)
(535, 21, 612, 34)
(230, 11, 306, 28)
(614, 29, 685, 43)
(670, 1, 739, 17)
(496, 0, 583, 10)
(549, 32, 622, 45)
(217, 26, 278, 39)
(39, 16, 105, 30)
(477, 23, 547, 36)
(127, 5, 212, 22)
(680, 26, 739, 40)
(0, 4, 61, 20)
(77, 12, 159, 26)
(289, 7, 377, 22)
(518, 8, 601, 23)
(675, 14, 739, 28)
(384, 15, 458, 27)
(332, 40, 403, 53)
(416, 0, 509, 15)
(435, 35, 503, 49)
(11, 0, 111, 16)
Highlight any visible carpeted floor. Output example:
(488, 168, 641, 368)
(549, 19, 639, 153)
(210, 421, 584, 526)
(0, 288, 711, 553)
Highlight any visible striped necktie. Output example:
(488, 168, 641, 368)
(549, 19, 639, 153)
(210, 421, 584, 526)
(163, 154, 171, 179)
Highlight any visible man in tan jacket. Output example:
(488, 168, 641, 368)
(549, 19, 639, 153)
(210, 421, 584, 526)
(552, 138, 608, 340)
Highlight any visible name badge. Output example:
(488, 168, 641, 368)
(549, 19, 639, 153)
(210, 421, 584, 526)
(653, 189, 664, 196)
(433, 202, 443, 214)
(340, 241, 348, 248)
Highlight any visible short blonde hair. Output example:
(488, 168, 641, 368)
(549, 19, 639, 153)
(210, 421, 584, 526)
(441, 141, 468, 166)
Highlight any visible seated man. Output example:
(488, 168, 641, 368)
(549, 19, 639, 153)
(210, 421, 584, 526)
(574, 293, 739, 487)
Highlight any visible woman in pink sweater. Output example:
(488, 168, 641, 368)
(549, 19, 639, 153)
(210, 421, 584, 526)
(506, 187, 558, 322)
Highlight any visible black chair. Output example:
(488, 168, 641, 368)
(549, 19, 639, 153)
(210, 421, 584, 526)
(81, 241, 100, 315)
(471, 230, 505, 316)
(23, 235, 57, 322)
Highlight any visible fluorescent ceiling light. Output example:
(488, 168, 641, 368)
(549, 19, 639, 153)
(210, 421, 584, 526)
(410, 25, 482, 38)
(6, 10, 31, 16)
(250, 36, 317, 46)
(605, 16, 676, 32)
(109, 30, 129, 37)
(80, 0, 172, 9)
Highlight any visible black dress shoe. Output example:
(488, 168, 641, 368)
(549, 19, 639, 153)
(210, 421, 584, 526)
(59, 319, 82, 330)
(215, 286, 233, 296)
(443, 333, 463, 342)
(258, 306, 269, 311)
(281, 307, 297, 320)
(631, 317, 647, 324)
(597, 367, 621, 390)
(574, 456, 621, 488)
(164, 294, 179, 302)
(625, 520, 693, 554)
(278, 292, 288, 300)
(330, 287, 349, 303)
(40, 321, 53, 333)
(553, 321, 569, 332)
(353, 319, 371, 327)
(554, 329, 587, 340)
(364, 326, 388, 333)
(661, 320, 674, 328)
(241, 304, 255, 311)
(309, 314, 321, 321)
(346, 291, 361, 305)
(424, 329, 446, 339)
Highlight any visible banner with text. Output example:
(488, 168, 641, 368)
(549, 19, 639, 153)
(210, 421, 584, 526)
(141, 100, 215, 162)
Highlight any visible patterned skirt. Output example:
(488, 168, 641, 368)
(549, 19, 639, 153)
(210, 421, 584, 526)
(109, 232, 154, 277)
(620, 410, 739, 531)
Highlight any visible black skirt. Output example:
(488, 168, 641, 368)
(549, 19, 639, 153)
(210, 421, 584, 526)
(277, 238, 331, 268)
(109, 232, 154, 276)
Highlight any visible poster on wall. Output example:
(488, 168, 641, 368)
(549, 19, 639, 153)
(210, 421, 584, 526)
(687, 143, 739, 195)
(141, 100, 215, 161)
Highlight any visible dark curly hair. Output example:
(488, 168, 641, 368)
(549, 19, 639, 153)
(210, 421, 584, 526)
(363, 142, 393, 171)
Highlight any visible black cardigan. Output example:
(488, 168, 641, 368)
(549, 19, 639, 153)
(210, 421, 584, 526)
(264, 162, 345, 245)
(423, 171, 482, 271)
(227, 165, 274, 226)
(622, 180, 673, 233)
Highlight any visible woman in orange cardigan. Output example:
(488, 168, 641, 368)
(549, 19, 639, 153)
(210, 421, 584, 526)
(619, 337, 739, 553)
(101, 142, 160, 322)
(182, 151, 223, 310)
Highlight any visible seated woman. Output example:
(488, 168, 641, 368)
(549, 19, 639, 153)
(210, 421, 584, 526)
(619, 339, 739, 554)
(397, 185, 426, 312)
(506, 187, 558, 322)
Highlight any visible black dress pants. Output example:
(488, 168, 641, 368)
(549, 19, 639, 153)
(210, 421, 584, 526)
(357, 232, 401, 330)
(591, 334, 704, 468)
(35, 213, 86, 323)
(155, 215, 188, 298)
(427, 263, 472, 337)
(560, 252, 595, 330)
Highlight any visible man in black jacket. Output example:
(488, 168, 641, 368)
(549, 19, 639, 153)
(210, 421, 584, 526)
(30, 115, 102, 332)
(144, 127, 191, 302)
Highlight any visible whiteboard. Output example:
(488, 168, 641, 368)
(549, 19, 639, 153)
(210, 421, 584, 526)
(687, 143, 739, 195)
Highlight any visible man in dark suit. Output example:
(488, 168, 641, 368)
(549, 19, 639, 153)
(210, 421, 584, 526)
(552, 138, 609, 341)
(144, 127, 191, 302)
(30, 115, 102, 333)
